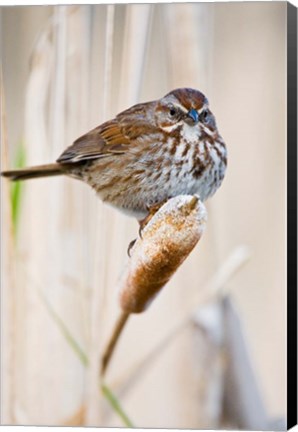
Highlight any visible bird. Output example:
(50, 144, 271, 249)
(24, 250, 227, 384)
(1, 88, 227, 227)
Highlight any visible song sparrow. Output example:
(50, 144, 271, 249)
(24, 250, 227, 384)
(2, 88, 227, 221)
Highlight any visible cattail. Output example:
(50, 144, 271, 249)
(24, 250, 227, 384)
(101, 195, 207, 376)
(119, 194, 207, 313)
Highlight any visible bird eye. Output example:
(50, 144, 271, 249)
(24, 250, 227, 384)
(201, 109, 209, 121)
(169, 106, 178, 117)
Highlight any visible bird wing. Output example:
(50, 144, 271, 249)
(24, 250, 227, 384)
(57, 120, 131, 163)
(57, 102, 157, 164)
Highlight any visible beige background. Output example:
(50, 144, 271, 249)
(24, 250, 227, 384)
(1, 2, 286, 428)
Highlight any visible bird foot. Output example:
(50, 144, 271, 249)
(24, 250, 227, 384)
(127, 201, 168, 257)
(138, 201, 168, 237)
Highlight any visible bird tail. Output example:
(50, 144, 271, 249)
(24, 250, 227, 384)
(1, 163, 65, 181)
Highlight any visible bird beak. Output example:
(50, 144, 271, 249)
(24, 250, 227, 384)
(186, 109, 199, 125)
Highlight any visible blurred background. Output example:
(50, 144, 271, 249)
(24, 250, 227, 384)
(1, 2, 286, 429)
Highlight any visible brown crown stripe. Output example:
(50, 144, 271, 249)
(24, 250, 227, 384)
(169, 88, 207, 111)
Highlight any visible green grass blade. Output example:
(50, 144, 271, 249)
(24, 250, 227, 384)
(101, 383, 134, 428)
(40, 290, 134, 427)
(10, 145, 26, 235)
(38, 288, 89, 367)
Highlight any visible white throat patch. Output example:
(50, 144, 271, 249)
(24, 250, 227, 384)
(181, 123, 201, 143)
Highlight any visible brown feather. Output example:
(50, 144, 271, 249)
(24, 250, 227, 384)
(57, 101, 158, 164)
(57, 121, 130, 163)
(1, 163, 65, 181)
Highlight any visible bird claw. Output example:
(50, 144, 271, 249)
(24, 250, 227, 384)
(128, 201, 168, 257)
(138, 222, 145, 239)
(138, 201, 167, 237)
(127, 238, 137, 257)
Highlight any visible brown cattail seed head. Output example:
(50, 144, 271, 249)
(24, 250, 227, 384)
(119, 195, 207, 313)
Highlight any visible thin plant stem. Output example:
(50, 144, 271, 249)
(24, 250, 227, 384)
(37, 288, 89, 367)
(101, 383, 134, 428)
(101, 311, 130, 377)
